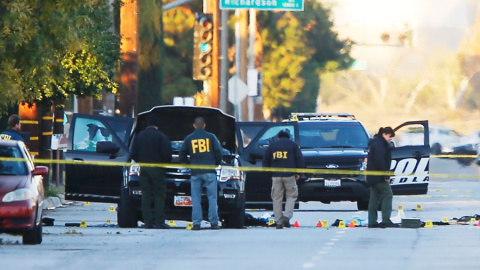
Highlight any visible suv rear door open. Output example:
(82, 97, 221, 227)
(391, 120, 430, 195)
(64, 114, 134, 203)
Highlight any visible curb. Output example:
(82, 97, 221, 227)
(43, 197, 56, 210)
(43, 194, 73, 210)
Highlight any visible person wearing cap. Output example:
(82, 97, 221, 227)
(179, 117, 223, 230)
(129, 114, 172, 229)
(262, 129, 305, 229)
(0, 114, 25, 141)
(367, 126, 398, 228)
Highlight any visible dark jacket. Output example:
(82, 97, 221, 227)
(179, 128, 223, 175)
(0, 128, 25, 141)
(130, 126, 172, 164)
(366, 134, 392, 185)
(262, 137, 305, 177)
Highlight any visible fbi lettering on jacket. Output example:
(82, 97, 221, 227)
(0, 134, 12, 140)
(191, 138, 210, 153)
(273, 151, 288, 159)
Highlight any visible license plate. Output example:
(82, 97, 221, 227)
(324, 179, 341, 188)
(174, 196, 193, 207)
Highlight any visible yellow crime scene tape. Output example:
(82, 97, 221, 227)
(0, 154, 479, 179)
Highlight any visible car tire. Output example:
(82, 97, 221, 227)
(357, 199, 369, 211)
(23, 222, 42, 245)
(223, 193, 246, 229)
(117, 188, 137, 228)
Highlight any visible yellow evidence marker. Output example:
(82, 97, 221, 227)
(424, 220, 433, 228)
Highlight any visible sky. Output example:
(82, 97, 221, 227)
(321, 0, 479, 73)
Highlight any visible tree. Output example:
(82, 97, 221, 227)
(162, 5, 200, 104)
(137, 0, 165, 112)
(257, 0, 353, 119)
(0, 0, 120, 113)
(259, 12, 312, 120)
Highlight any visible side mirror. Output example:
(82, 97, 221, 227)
(33, 166, 49, 176)
(96, 141, 120, 154)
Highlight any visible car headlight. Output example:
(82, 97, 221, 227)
(360, 158, 367, 171)
(129, 164, 140, 176)
(219, 166, 241, 182)
(2, 188, 34, 202)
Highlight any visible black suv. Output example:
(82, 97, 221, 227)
(237, 113, 430, 210)
(64, 106, 245, 228)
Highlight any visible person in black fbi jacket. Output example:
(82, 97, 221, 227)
(179, 117, 223, 231)
(0, 115, 25, 141)
(263, 130, 305, 229)
(129, 114, 172, 229)
(367, 126, 398, 228)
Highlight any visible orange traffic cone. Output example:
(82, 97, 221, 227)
(348, 220, 355, 228)
(293, 221, 300, 228)
(477, 220, 480, 227)
(316, 221, 323, 228)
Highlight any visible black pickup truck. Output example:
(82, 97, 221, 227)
(64, 106, 245, 228)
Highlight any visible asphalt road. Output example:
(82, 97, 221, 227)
(1, 157, 479, 270)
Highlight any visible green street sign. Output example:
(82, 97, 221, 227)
(220, 0, 304, 11)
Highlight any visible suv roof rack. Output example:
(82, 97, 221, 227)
(288, 112, 356, 121)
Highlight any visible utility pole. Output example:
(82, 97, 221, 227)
(219, 9, 228, 112)
(119, 0, 138, 117)
(211, 0, 220, 108)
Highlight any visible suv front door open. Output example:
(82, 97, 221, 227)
(391, 120, 430, 195)
(64, 113, 134, 203)
(236, 122, 298, 208)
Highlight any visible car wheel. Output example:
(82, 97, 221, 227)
(222, 193, 245, 229)
(23, 222, 42, 245)
(117, 188, 137, 228)
(431, 143, 442, 155)
(357, 199, 369, 211)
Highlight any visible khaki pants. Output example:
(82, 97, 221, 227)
(271, 176, 298, 221)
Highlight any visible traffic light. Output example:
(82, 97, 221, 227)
(193, 13, 213, 81)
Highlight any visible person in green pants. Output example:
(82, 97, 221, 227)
(130, 114, 172, 229)
(366, 127, 398, 228)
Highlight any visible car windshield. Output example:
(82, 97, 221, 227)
(299, 124, 368, 148)
(0, 145, 27, 175)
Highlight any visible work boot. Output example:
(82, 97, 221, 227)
(276, 219, 284, 229)
(211, 223, 220, 230)
(156, 223, 171, 229)
(282, 216, 291, 228)
(191, 224, 201, 231)
(379, 222, 399, 228)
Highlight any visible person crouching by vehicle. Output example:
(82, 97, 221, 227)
(367, 126, 398, 228)
(179, 117, 223, 231)
(129, 114, 172, 229)
(262, 130, 305, 229)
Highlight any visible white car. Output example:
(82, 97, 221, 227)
(429, 126, 465, 154)
(397, 125, 464, 155)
